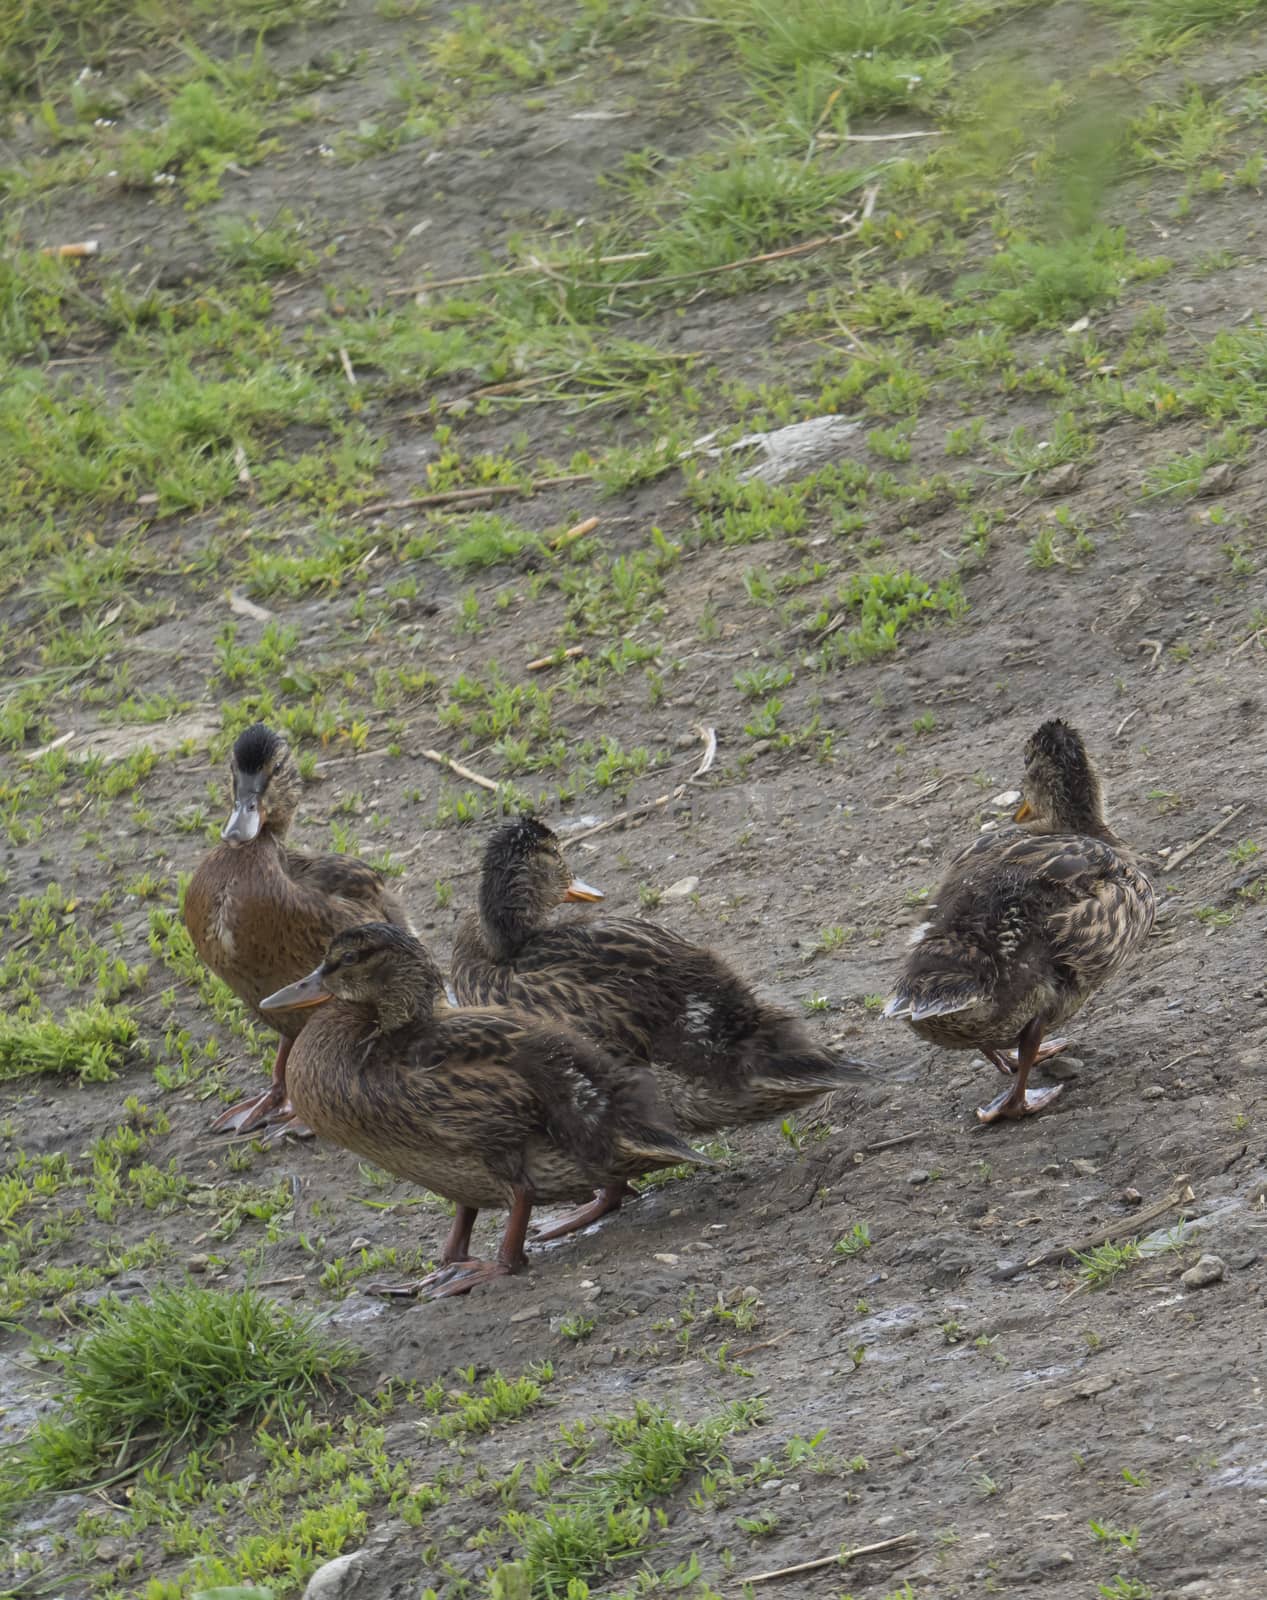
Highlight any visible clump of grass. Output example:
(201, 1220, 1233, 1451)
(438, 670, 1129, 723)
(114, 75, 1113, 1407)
(8, 1285, 353, 1496)
(822, 569, 964, 664)
(1075, 1239, 1140, 1288)
(496, 1400, 761, 1596)
(977, 229, 1169, 331)
(0, 1004, 137, 1083)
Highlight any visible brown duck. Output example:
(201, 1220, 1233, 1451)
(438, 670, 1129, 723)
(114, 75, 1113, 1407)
(884, 719, 1156, 1122)
(450, 816, 871, 1237)
(184, 723, 410, 1136)
(259, 923, 704, 1298)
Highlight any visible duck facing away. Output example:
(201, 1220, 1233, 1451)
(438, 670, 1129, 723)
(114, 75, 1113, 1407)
(259, 924, 704, 1298)
(450, 816, 872, 1236)
(184, 723, 411, 1137)
(884, 719, 1155, 1123)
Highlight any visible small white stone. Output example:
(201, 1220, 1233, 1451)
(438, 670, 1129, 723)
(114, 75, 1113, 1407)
(991, 790, 1021, 807)
(661, 876, 699, 902)
(653, 1252, 679, 1266)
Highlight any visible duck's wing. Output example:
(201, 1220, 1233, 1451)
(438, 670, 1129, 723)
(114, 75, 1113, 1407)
(285, 850, 407, 924)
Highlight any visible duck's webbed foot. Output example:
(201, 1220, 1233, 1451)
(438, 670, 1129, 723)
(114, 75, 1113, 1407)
(419, 1258, 518, 1299)
(364, 1205, 479, 1298)
(977, 1018, 1064, 1123)
(977, 1081, 1064, 1122)
(531, 1182, 634, 1243)
(998, 1036, 1069, 1069)
(213, 1038, 307, 1135)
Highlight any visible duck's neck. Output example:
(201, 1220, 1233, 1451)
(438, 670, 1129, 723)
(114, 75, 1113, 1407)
(477, 873, 547, 963)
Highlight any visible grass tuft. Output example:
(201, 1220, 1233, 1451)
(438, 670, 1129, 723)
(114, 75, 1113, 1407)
(0, 1003, 137, 1083)
(6, 1285, 353, 1496)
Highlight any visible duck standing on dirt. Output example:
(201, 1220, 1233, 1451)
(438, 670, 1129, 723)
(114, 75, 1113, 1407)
(450, 815, 872, 1237)
(883, 719, 1155, 1122)
(259, 923, 705, 1298)
(184, 723, 411, 1137)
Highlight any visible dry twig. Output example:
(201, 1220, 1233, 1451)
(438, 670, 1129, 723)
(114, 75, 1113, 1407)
(526, 645, 586, 672)
(357, 473, 593, 517)
(1163, 804, 1248, 872)
(740, 1531, 915, 1585)
(420, 749, 500, 793)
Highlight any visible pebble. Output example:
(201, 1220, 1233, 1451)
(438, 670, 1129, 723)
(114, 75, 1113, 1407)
(303, 1551, 365, 1600)
(186, 1254, 209, 1273)
(661, 876, 699, 902)
(906, 1169, 931, 1185)
(1181, 1253, 1225, 1289)
(510, 1306, 540, 1323)
(1123, 1187, 1143, 1205)
(1142, 1085, 1166, 1100)
(1069, 1158, 1098, 1177)
(653, 1252, 679, 1266)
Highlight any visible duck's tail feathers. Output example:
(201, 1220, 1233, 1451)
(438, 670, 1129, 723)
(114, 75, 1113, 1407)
(883, 986, 982, 1022)
(622, 1126, 712, 1170)
(753, 1049, 870, 1097)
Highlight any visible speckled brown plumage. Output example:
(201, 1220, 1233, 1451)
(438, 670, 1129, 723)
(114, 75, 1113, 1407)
(450, 816, 871, 1137)
(184, 724, 410, 1132)
(885, 719, 1156, 1122)
(262, 924, 703, 1297)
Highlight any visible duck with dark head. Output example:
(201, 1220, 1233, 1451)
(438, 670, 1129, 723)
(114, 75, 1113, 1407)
(450, 814, 874, 1239)
(260, 923, 705, 1299)
(884, 718, 1155, 1122)
(184, 723, 412, 1137)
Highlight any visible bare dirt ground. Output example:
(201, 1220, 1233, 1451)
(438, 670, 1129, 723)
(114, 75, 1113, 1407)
(2, 2, 1266, 1598)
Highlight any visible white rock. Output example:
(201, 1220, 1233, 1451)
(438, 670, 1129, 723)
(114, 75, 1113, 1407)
(661, 876, 699, 902)
(304, 1551, 365, 1600)
(1180, 1254, 1226, 1289)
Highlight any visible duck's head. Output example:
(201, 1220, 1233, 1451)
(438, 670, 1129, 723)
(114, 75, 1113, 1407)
(222, 723, 302, 845)
(260, 923, 443, 1033)
(1015, 719, 1107, 835)
(478, 815, 602, 958)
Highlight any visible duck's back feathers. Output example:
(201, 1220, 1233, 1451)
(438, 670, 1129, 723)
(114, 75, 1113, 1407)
(887, 824, 1154, 1049)
(452, 911, 868, 1134)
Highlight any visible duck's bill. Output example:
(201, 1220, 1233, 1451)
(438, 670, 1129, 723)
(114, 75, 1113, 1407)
(260, 967, 331, 1012)
(222, 799, 262, 843)
(1012, 799, 1034, 822)
(564, 878, 604, 903)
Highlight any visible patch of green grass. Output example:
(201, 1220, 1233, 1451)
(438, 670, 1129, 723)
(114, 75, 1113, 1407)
(1075, 1239, 1140, 1288)
(0, 1003, 137, 1083)
(7, 1285, 353, 1496)
(975, 229, 1169, 331)
(818, 569, 965, 665)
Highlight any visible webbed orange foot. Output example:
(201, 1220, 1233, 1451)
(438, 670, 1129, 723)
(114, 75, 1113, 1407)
(531, 1183, 633, 1243)
(977, 1082, 1064, 1123)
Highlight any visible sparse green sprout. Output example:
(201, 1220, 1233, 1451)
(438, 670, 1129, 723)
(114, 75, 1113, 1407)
(833, 1222, 872, 1258)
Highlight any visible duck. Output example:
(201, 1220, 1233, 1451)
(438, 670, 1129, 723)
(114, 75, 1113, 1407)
(258, 923, 705, 1298)
(450, 815, 872, 1238)
(883, 718, 1155, 1123)
(184, 723, 411, 1137)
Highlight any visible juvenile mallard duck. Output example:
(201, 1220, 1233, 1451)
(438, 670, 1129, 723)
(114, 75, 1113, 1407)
(184, 723, 411, 1137)
(450, 816, 871, 1236)
(884, 719, 1155, 1122)
(259, 923, 704, 1298)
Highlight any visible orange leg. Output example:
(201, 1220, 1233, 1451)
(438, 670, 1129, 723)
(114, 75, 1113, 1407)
(367, 1205, 479, 1298)
(424, 1191, 535, 1300)
(977, 1018, 1065, 1124)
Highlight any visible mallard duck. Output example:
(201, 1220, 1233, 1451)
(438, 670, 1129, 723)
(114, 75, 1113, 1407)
(450, 816, 872, 1237)
(259, 923, 704, 1298)
(883, 718, 1155, 1122)
(184, 723, 411, 1137)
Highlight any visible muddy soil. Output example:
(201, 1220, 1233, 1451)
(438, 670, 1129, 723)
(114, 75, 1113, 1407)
(2, 3, 1266, 1599)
